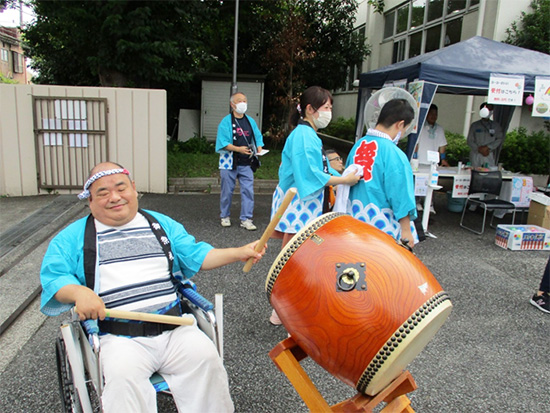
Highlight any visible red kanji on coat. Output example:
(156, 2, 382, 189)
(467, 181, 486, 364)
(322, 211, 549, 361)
(354, 140, 377, 182)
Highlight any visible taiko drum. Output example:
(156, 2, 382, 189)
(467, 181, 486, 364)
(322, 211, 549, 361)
(266, 213, 452, 396)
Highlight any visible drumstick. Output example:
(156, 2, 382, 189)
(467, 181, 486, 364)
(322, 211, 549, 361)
(104, 308, 194, 326)
(242, 187, 297, 273)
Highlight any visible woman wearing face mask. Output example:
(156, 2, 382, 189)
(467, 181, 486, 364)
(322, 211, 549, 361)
(268, 86, 361, 325)
(345, 99, 419, 248)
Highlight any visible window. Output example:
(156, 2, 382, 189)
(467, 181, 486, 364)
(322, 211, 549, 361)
(383, 0, 477, 62)
(12, 51, 23, 73)
(425, 25, 442, 52)
(411, 0, 426, 30)
(445, 17, 463, 46)
(427, 0, 444, 22)
(1, 48, 8, 62)
(409, 31, 423, 57)
(384, 11, 395, 39)
(396, 6, 409, 34)
(447, 0, 466, 15)
(393, 39, 406, 63)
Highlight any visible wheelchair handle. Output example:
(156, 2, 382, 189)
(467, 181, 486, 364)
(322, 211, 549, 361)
(243, 187, 297, 273)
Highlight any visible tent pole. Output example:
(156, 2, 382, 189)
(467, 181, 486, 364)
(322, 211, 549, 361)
(463, 96, 474, 137)
(464, 0, 487, 136)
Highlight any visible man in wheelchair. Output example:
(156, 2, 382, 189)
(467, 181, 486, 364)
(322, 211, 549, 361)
(40, 162, 265, 412)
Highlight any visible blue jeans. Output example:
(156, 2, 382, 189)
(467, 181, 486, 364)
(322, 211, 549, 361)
(220, 166, 254, 221)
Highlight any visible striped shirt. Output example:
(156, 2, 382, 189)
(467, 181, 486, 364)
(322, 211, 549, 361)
(96, 213, 177, 313)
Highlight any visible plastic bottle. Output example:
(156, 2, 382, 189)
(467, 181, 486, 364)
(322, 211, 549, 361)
(411, 152, 419, 172)
(430, 162, 439, 186)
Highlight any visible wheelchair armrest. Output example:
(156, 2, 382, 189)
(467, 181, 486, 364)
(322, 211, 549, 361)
(81, 319, 99, 335)
(178, 283, 214, 312)
(79, 318, 101, 354)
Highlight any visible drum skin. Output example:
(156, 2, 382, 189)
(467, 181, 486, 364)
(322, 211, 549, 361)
(266, 213, 452, 396)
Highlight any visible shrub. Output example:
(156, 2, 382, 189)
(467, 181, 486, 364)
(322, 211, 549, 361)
(323, 117, 356, 142)
(167, 137, 281, 179)
(0, 73, 18, 84)
(499, 127, 550, 175)
(168, 135, 215, 154)
(442, 128, 549, 175)
(444, 132, 470, 166)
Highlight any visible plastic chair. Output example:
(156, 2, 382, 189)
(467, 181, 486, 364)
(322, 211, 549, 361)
(460, 170, 516, 234)
(55, 280, 223, 412)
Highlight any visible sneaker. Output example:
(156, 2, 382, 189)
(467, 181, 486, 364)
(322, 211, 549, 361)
(270, 309, 283, 325)
(221, 217, 231, 227)
(240, 219, 257, 231)
(530, 293, 550, 314)
(416, 202, 423, 212)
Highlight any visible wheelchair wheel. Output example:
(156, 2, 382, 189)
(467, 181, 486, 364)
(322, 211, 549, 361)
(56, 336, 84, 413)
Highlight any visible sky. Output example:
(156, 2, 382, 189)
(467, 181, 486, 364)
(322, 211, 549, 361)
(0, 2, 35, 27)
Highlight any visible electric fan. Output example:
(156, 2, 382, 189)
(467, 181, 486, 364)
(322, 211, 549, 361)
(363, 87, 419, 136)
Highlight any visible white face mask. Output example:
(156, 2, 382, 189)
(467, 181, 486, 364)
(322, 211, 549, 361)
(479, 107, 491, 119)
(392, 131, 402, 144)
(313, 110, 332, 129)
(235, 102, 247, 115)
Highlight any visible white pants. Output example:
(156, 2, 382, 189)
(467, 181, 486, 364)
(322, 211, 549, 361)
(99, 324, 234, 413)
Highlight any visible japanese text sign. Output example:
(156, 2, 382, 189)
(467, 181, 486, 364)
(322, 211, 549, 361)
(488, 74, 524, 106)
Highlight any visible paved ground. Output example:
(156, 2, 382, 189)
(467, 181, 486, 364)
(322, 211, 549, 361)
(0, 191, 548, 412)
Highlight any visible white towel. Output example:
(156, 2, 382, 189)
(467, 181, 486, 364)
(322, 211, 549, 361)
(333, 164, 364, 213)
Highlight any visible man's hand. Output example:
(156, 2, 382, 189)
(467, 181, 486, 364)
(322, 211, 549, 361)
(238, 240, 267, 264)
(202, 241, 267, 270)
(55, 285, 106, 321)
(239, 146, 252, 156)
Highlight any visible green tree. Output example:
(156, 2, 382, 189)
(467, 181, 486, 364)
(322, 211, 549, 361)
(0, 0, 20, 10)
(504, 0, 550, 54)
(242, 0, 370, 138)
(23, 0, 220, 87)
(21, 0, 369, 137)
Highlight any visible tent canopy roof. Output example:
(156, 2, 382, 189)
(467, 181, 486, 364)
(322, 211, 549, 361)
(359, 36, 550, 94)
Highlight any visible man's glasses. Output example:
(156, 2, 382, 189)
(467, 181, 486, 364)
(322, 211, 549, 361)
(328, 156, 343, 162)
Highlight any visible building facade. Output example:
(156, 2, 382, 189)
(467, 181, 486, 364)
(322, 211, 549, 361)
(0, 26, 27, 84)
(333, 0, 543, 136)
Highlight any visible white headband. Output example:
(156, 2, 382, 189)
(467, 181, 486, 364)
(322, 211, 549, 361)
(78, 168, 130, 200)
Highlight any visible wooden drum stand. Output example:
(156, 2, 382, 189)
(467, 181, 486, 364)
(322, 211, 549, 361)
(269, 337, 418, 413)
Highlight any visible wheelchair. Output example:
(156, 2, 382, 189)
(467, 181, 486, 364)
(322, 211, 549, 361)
(54, 280, 223, 413)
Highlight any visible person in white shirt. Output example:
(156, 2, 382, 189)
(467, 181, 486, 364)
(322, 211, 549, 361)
(415, 104, 449, 167)
(414, 104, 448, 214)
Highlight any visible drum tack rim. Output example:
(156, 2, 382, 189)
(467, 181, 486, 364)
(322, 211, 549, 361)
(358, 292, 453, 395)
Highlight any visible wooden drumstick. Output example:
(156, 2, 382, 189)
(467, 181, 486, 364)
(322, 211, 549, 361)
(104, 308, 194, 326)
(242, 187, 297, 273)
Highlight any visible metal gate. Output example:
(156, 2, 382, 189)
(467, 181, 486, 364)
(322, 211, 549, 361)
(32, 96, 109, 191)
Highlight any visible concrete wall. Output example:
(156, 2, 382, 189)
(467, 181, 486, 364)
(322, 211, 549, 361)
(0, 84, 167, 196)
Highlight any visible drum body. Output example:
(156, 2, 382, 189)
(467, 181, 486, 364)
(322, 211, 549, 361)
(266, 213, 452, 396)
